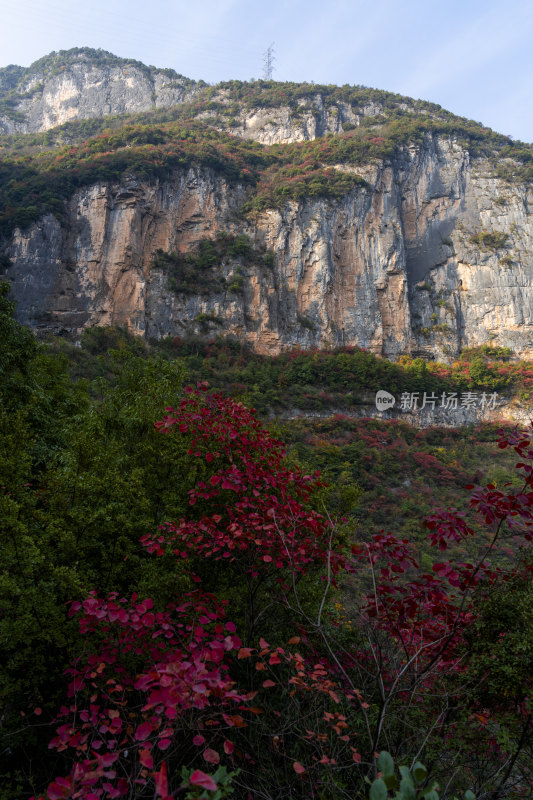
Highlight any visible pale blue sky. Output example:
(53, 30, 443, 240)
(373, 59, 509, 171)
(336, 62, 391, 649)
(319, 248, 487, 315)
(0, 0, 531, 142)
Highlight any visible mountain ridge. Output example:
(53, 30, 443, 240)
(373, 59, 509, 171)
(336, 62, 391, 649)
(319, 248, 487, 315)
(0, 48, 532, 362)
(1, 47, 530, 146)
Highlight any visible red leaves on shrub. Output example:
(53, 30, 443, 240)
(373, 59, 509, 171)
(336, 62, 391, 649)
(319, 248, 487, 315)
(145, 389, 343, 580)
(41, 403, 533, 800)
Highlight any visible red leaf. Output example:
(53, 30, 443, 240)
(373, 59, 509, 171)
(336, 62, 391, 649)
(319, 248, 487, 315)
(139, 749, 153, 769)
(154, 762, 168, 798)
(135, 721, 152, 741)
(47, 778, 71, 800)
(190, 770, 217, 791)
(203, 747, 220, 764)
(293, 761, 306, 774)
(158, 738, 172, 751)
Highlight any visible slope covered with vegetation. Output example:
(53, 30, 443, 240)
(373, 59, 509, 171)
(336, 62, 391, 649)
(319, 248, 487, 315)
(1, 50, 533, 799)
(1, 65, 532, 239)
(2, 289, 532, 798)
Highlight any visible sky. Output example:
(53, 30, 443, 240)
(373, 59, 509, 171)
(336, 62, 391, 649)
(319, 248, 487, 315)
(0, 0, 532, 142)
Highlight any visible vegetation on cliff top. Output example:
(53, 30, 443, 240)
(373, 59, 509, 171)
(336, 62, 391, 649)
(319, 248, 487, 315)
(2, 108, 531, 239)
(0, 47, 201, 122)
(1, 63, 532, 237)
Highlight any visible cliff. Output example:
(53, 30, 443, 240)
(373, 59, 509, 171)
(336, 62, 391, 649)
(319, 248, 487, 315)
(1, 49, 532, 361)
(5, 140, 532, 359)
(0, 48, 200, 135)
(0, 49, 441, 140)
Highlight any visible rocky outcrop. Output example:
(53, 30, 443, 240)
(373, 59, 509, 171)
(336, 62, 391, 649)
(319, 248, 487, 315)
(4, 133, 533, 360)
(0, 50, 419, 141)
(279, 395, 533, 429)
(199, 95, 382, 145)
(0, 53, 200, 135)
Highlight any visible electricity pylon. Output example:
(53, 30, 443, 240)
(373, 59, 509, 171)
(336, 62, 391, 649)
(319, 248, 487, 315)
(263, 43, 275, 81)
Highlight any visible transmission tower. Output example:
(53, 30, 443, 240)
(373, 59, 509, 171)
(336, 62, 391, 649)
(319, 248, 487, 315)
(263, 43, 275, 81)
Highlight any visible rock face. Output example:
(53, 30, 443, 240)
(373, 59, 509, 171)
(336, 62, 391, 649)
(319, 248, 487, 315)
(0, 51, 200, 135)
(0, 50, 408, 140)
(1, 49, 532, 359)
(199, 95, 382, 145)
(5, 133, 533, 360)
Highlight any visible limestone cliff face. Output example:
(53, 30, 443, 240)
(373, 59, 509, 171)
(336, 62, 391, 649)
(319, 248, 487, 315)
(5, 133, 533, 360)
(0, 55, 200, 135)
(199, 94, 389, 145)
(0, 50, 413, 141)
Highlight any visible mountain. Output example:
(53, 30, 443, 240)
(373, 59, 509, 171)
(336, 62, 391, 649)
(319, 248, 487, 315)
(0, 47, 201, 134)
(1, 47, 532, 359)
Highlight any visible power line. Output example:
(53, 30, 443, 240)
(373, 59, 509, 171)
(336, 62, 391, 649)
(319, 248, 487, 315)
(262, 42, 275, 81)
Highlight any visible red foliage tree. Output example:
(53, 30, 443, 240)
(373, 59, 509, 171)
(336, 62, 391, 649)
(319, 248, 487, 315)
(36, 393, 533, 800)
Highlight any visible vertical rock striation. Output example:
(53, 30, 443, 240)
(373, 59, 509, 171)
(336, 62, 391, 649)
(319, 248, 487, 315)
(4, 133, 533, 359)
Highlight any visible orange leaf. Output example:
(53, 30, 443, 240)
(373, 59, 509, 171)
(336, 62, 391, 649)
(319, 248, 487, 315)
(229, 714, 247, 728)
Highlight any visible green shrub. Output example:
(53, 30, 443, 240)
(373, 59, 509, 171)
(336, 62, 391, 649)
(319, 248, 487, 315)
(153, 233, 272, 297)
(469, 230, 509, 250)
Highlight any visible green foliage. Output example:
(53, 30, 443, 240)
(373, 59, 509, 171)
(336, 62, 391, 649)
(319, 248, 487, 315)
(180, 765, 239, 799)
(466, 355, 508, 389)
(153, 232, 273, 296)
(0, 282, 38, 407)
(464, 557, 533, 704)
(0, 64, 26, 93)
(458, 344, 512, 362)
(469, 230, 509, 250)
(297, 313, 318, 331)
(369, 752, 475, 800)
(148, 339, 457, 415)
(80, 323, 148, 356)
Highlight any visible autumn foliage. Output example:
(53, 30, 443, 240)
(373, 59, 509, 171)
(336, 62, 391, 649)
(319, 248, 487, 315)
(35, 388, 533, 800)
